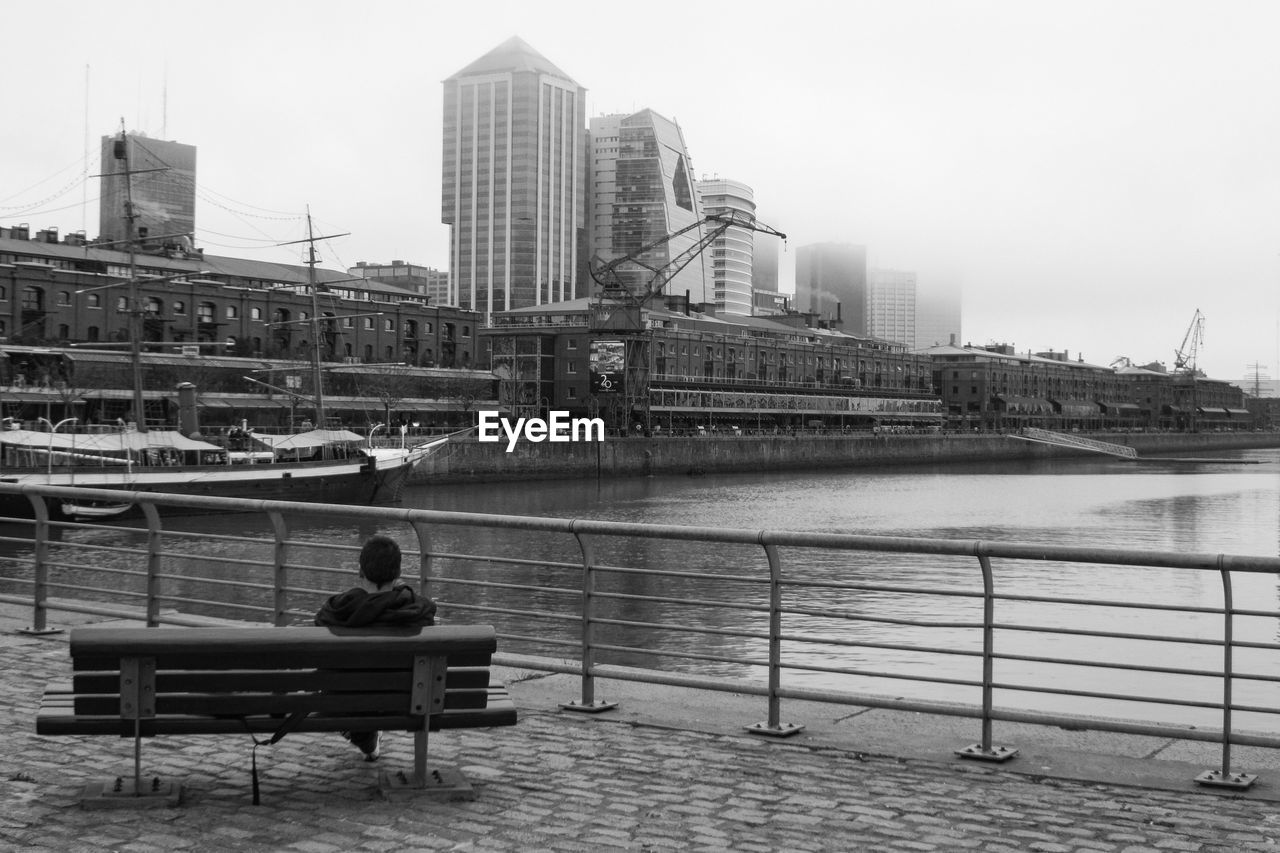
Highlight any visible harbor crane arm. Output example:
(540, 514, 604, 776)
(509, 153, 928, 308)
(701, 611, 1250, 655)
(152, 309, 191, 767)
(1174, 309, 1205, 374)
(589, 211, 787, 309)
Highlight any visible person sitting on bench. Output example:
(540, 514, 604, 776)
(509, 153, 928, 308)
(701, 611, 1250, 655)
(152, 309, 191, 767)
(314, 534, 437, 760)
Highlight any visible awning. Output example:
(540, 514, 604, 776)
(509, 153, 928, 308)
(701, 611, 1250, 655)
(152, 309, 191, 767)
(254, 428, 364, 451)
(1225, 408, 1253, 417)
(1099, 401, 1141, 413)
(2, 391, 85, 404)
(1161, 405, 1185, 414)
(1051, 399, 1098, 417)
(1196, 407, 1229, 417)
(995, 395, 1053, 414)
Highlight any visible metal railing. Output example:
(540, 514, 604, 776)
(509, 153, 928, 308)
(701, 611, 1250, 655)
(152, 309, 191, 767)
(0, 482, 1276, 789)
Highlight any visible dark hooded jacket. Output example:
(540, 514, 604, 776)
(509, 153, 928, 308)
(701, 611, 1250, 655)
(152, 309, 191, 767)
(314, 585, 437, 629)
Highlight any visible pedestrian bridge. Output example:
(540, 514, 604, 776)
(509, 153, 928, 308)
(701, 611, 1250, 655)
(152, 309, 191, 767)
(1009, 427, 1139, 458)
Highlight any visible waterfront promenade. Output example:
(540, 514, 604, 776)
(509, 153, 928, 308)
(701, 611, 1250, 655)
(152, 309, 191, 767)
(4, 604, 1280, 851)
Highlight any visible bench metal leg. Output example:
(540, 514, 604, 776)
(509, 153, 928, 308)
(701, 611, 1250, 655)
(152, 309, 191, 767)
(378, 724, 476, 801)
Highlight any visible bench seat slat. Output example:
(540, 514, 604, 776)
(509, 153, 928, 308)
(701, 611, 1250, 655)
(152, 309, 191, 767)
(38, 688, 516, 736)
(70, 667, 492, 695)
(65, 686, 494, 717)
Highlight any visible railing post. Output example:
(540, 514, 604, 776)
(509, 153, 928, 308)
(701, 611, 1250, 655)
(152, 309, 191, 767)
(268, 511, 290, 627)
(18, 493, 61, 635)
(746, 541, 803, 738)
(561, 527, 617, 713)
(956, 550, 1017, 762)
(409, 520, 434, 599)
(141, 503, 163, 626)
(1195, 562, 1256, 788)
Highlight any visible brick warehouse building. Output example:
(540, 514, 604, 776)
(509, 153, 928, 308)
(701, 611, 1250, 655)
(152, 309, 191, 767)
(486, 297, 944, 434)
(0, 225, 493, 429)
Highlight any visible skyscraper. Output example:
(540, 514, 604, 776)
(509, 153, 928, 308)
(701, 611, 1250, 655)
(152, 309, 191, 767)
(587, 109, 710, 305)
(442, 37, 587, 318)
(98, 132, 196, 249)
(696, 178, 755, 316)
(867, 268, 917, 346)
(795, 242, 867, 332)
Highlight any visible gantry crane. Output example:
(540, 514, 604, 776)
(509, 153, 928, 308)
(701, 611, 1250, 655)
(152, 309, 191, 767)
(585, 212, 787, 431)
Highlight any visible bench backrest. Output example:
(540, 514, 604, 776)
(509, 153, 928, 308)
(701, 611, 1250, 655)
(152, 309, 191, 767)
(66, 625, 497, 724)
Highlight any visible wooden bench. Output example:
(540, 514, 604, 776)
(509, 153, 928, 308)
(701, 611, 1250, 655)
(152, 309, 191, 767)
(36, 624, 517, 806)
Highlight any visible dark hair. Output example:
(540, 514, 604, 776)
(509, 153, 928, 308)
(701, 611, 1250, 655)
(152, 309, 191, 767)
(358, 535, 402, 586)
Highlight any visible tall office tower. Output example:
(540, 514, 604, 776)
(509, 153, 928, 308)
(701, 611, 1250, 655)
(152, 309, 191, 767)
(914, 276, 963, 349)
(696, 178, 755, 315)
(794, 242, 867, 332)
(587, 109, 711, 305)
(98, 132, 197, 248)
(752, 229, 780, 293)
(867, 268, 917, 346)
(442, 36, 587, 318)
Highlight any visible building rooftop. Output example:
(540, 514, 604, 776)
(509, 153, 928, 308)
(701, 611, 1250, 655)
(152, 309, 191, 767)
(446, 36, 578, 84)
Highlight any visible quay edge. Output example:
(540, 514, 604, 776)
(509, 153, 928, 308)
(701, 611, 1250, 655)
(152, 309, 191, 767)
(410, 430, 1280, 485)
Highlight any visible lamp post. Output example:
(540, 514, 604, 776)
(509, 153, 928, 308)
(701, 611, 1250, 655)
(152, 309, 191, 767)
(38, 417, 77, 478)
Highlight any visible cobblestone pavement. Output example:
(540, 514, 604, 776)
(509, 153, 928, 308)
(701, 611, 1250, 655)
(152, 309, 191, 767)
(5, 625, 1280, 852)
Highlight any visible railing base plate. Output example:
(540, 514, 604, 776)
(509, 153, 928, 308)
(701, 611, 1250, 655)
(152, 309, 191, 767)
(18, 626, 63, 636)
(745, 722, 805, 738)
(1194, 769, 1257, 789)
(559, 700, 618, 714)
(955, 743, 1019, 762)
(80, 776, 181, 809)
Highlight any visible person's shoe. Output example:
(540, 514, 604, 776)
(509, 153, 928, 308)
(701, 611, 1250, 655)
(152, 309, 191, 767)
(345, 730, 381, 761)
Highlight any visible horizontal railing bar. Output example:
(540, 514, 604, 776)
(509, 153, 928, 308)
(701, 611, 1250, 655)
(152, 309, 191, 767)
(437, 602, 583, 624)
(993, 621, 1224, 646)
(781, 578, 982, 598)
(992, 651, 1229, 679)
(779, 633, 984, 658)
(588, 591, 769, 614)
(43, 581, 144, 599)
(588, 642, 770, 669)
(777, 662, 981, 689)
(990, 680, 1224, 710)
(784, 607, 984, 630)
(587, 616, 768, 641)
(589, 564, 769, 585)
(154, 573, 275, 592)
(988, 591, 1225, 615)
(431, 578, 581, 598)
(153, 595, 272, 615)
(37, 561, 145, 578)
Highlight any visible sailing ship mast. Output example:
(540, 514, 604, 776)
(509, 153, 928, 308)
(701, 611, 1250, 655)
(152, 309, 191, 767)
(281, 209, 348, 429)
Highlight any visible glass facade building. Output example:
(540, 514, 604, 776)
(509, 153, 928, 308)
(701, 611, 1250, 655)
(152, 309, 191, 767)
(98, 134, 196, 249)
(588, 109, 711, 304)
(696, 178, 756, 316)
(442, 37, 586, 319)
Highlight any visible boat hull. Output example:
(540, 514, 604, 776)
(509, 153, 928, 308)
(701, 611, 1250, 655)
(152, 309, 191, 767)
(0, 455, 423, 520)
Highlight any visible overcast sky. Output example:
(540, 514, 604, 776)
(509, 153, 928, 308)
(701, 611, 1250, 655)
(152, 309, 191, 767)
(3, 0, 1278, 383)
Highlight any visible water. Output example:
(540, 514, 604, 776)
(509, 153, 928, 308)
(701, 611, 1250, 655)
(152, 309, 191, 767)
(5, 446, 1278, 731)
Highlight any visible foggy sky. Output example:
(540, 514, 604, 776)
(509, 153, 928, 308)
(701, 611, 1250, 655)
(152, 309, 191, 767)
(3, 0, 1278, 382)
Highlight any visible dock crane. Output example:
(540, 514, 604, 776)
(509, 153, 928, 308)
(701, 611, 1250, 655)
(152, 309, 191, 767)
(1174, 309, 1205, 375)
(589, 211, 787, 332)
(585, 212, 787, 432)
(1173, 309, 1205, 431)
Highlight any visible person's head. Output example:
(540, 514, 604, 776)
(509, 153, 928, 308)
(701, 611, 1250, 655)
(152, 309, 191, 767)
(358, 534, 402, 587)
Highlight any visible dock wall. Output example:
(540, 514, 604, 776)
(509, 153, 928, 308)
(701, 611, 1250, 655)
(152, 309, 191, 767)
(410, 431, 1280, 484)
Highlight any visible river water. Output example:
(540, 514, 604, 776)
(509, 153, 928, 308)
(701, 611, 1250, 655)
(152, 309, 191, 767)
(6, 446, 1279, 731)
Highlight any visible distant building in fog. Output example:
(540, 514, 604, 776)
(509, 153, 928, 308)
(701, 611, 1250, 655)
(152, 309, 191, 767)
(752, 229, 780, 292)
(98, 132, 196, 248)
(867, 268, 916, 347)
(913, 277, 963, 350)
(795, 242, 867, 331)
